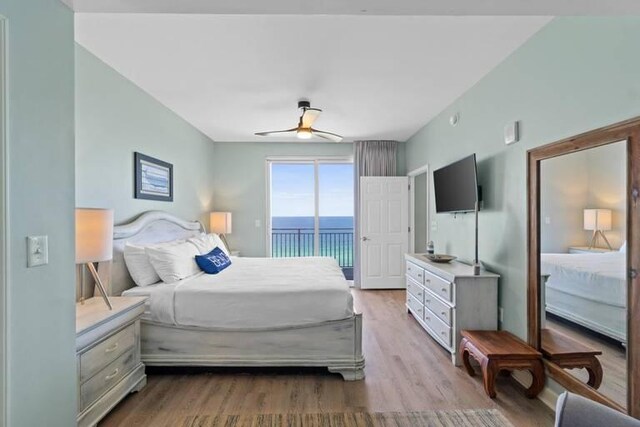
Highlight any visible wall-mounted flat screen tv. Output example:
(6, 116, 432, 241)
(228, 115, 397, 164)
(433, 154, 479, 213)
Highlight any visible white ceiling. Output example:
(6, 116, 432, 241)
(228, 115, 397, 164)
(75, 14, 551, 142)
(66, 0, 640, 15)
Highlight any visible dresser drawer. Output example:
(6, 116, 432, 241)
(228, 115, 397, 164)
(80, 324, 135, 382)
(423, 307, 452, 348)
(406, 277, 424, 304)
(80, 349, 137, 411)
(405, 262, 424, 285)
(406, 293, 424, 319)
(423, 269, 453, 303)
(424, 289, 452, 326)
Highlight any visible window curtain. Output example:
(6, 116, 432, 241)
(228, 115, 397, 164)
(353, 140, 398, 286)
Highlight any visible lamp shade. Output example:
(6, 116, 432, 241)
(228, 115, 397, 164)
(210, 212, 232, 234)
(75, 208, 114, 263)
(583, 208, 612, 231)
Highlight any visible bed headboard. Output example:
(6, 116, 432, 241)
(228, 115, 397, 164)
(102, 210, 204, 296)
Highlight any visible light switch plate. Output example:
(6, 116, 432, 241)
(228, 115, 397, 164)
(27, 235, 48, 267)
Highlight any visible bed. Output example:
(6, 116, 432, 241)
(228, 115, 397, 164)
(98, 211, 364, 380)
(541, 251, 627, 344)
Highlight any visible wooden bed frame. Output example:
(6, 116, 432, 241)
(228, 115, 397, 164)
(99, 211, 364, 380)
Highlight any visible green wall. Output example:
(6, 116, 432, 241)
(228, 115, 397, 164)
(404, 17, 640, 339)
(75, 44, 216, 226)
(1, 0, 77, 425)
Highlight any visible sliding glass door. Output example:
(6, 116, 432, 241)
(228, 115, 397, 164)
(268, 158, 354, 279)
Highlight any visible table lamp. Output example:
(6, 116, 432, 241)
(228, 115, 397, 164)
(583, 208, 612, 250)
(76, 208, 114, 310)
(210, 211, 232, 251)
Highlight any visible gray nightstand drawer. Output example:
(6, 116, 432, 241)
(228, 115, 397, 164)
(424, 289, 452, 326)
(80, 349, 137, 411)
(80, 323, 135, 382)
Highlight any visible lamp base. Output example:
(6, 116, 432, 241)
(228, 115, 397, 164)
(588, 230, 613, 251)
(86, 262, 113, 310)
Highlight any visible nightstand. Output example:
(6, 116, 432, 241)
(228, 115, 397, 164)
(568, 246, 617, 254)
(76, 296, 147, 427)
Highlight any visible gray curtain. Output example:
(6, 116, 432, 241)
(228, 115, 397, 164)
(353, 140, 398, 286)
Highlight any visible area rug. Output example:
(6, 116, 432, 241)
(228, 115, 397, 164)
(181, 409, 514, 427)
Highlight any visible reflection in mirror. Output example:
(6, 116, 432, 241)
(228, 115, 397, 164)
(540, 140, 627, 408)
(414, 172, 428, 252)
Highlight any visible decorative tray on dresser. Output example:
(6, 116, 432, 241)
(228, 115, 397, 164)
(76, 296, 147, 427)
(405, 254, 500, 365)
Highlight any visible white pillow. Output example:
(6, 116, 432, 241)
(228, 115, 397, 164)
(188, 233, 230, 256)
(620, 241, 627, 253)
(123, 243, 161, 287)
(146, 240, 201, 284)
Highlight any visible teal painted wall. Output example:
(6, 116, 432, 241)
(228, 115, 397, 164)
(75, 44, 216, 226)
(0, 0, 77, 425)
(404, 17, 640, 339)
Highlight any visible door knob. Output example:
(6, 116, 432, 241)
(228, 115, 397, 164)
(361, 236, 370, 241)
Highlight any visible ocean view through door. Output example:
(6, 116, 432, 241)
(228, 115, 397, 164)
(268, 159, 354, 279)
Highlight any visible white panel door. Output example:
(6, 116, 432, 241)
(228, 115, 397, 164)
(360, 176, 409, 289)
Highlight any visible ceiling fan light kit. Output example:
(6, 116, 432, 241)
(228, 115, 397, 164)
(255, 100, 343, 142)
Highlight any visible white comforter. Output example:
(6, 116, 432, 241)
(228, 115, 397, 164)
(541, 252, 626, 308)
(123, 256, 354, 329)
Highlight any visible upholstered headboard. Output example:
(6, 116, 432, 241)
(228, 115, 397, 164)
(101, 210, 204, 296)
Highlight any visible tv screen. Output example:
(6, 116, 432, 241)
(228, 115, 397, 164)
(433, 154, 478, 213)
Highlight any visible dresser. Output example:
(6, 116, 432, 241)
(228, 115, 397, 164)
(405, 254, 499, 365)
(76, 297, 147, 427)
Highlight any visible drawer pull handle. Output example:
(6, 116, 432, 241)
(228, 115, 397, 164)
(105, 368, 119, 381)
(441, 311, 446, 315)
(441, 288, 447, 292)
(441, 332, 446, 336)
(105, 343, 119, 353)
(426, 316, 430, 320)
(426, 299, 431, 303)
(426, 279, 431, 283)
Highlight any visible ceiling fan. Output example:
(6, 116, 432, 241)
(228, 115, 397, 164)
(255, 100, 343, 142)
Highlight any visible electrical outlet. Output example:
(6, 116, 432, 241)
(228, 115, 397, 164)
(255, 219, 261, 228)
(431, 220, 437, 231)
(27, 235, 48, 267)
(499, 307, 504, 323)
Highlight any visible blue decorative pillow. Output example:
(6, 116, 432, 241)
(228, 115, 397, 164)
(195, 247, 231, 274)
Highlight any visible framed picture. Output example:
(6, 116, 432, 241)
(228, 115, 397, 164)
(134, 152, 173, 201)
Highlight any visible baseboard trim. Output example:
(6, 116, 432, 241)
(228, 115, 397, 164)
(511, 370, 559, 412)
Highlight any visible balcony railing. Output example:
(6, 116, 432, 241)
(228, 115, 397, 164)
(271, 228, 354, 268)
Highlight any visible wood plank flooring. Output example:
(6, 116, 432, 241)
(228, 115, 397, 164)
(100, 290, 554, 427)
(546, 316, 627, 408)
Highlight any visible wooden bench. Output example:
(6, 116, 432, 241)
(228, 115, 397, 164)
(460, 330, 545, 399)
(541, 328, 603, 389)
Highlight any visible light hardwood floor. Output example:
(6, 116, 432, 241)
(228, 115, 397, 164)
(546, 316, 627, 408)
(100, 290, 554, 427)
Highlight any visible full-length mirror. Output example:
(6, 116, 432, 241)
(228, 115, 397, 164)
(528, 117, 640, 418)
(540, 140, 627, 408)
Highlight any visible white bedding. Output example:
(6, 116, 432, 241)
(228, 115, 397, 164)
(122, 256, 354, 329)
(541, 252, 626, 308)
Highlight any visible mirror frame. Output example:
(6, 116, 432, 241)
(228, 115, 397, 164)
(527, 116, 640, 416)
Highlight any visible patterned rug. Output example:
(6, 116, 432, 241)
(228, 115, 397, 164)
(181, 410, 514, 427)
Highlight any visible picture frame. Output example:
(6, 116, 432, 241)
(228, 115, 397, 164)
(134, 152, 173, 202)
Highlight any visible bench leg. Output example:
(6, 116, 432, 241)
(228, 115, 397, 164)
(585, 357, 603, 389)
(461, 339, 476, 377)
(481, 359, 498, 399)
(525, 360, 545, 398)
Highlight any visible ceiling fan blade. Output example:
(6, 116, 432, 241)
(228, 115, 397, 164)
(301, 108, 322, 128)
(311, 128, 343, 142)
(255, 127, 298, 137)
